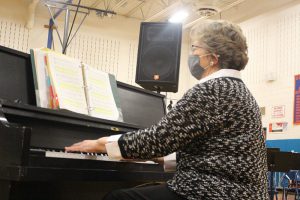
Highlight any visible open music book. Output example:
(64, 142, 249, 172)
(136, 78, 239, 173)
(30, 48, 123, 122)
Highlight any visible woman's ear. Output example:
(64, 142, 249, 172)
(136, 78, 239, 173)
(208, 54, 218, 66)
(212, 54, 219, 65)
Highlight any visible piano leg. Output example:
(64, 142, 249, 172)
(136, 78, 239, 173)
(0, 180, 11, 200)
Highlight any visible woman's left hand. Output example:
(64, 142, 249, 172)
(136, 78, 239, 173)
(65, 137, 109, 153)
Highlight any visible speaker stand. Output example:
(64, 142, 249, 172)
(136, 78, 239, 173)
(156, 87, 161, 94)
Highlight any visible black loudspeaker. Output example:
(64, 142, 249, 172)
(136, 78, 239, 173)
(135, 22, 182, 93)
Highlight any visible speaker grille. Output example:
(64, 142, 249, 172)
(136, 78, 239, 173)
(136, 22, 182, 92)
(141, 45, 175, 81)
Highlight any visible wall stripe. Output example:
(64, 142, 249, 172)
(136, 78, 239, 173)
(266, 139, 300, 152)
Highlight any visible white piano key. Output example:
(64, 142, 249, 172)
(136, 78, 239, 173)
(45, 151, 113, 161)
(44, 151, 157, 164)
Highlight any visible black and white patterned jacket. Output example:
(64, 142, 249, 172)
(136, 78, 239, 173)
(113, 69, 268, 200)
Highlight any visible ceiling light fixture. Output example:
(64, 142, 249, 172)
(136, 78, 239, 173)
(196, 7, 218, 17)
(168, 10, 189, 23)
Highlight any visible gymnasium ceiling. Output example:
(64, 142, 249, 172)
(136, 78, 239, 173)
(26, 0, 299, 29)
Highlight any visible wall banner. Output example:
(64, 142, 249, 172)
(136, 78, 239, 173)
(294, 74, 300, 125)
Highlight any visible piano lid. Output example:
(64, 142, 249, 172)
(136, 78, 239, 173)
(0, 45, 36, 105)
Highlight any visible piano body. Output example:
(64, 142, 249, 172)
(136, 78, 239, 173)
(0, 46, 173, 200)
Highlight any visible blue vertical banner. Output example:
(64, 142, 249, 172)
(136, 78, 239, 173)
(294, 74, 300, 125)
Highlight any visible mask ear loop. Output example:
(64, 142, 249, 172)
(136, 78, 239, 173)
(210, 54, 220, 66)
(200, 53, 216, 69)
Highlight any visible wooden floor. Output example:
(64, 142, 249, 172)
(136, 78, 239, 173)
(274, 191, 299, 200)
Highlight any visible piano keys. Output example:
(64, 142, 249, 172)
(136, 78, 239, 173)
(30, 148, 157, 165)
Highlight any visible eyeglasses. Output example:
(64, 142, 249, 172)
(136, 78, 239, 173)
(190, 44, 204, 52)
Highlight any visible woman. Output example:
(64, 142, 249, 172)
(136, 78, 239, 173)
(66, 20, 268, 200)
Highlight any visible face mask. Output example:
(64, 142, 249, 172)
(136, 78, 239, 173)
(188, 55, 205, 80)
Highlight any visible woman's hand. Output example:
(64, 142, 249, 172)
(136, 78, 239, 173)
(65, 137, 109, 153)
(152, 157, 164, 165)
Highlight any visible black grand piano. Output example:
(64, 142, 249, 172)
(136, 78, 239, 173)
(0, 46, 173, 200)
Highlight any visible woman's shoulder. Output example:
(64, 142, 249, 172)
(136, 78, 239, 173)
(184, 77, 247, 102)
(196, 77, 245, 91)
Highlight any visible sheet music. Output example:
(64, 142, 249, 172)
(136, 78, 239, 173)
(46, 52, 88, 115)
(30, 48, 50, 108)
(83, 64, 121, 121)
